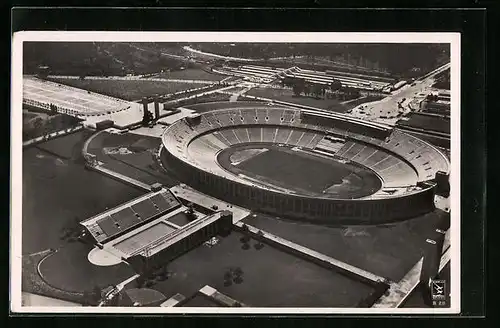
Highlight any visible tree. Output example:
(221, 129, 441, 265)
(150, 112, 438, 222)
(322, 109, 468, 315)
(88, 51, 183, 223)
(330, 79, 342, 91)
(232, 267, 242, 277)
(303, 83, 311, 97)
(32, 117, 43, 132)
(233, 275, 243, 284)
(254, 230, 265, 250)
(49, 103, 57, 115)
(186, 203, 197, 221)
(141, 109, 153, 126)
(292, 83, 302, 96)
(312, 84, 324, 99)
(136, 275, 146, 288)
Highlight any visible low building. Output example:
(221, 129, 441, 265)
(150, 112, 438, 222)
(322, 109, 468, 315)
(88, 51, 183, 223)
(81, 187, 233, 273)
(127, 210, 233, 273)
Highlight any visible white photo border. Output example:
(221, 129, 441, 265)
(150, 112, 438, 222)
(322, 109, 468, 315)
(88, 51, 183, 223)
(10, 31, 461, 314)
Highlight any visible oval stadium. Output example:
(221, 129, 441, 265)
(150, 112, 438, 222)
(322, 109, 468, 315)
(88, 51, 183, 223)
(160, 104, 450, 225)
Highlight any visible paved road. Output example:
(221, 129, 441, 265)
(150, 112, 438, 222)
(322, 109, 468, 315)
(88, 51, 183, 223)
(349, 63, 451, 125)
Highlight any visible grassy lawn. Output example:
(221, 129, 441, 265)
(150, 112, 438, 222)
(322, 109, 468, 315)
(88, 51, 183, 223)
(243, 210, 449, 282)
(184, 100, 265, 113)
(87, 132, 179, 187)
(23, 108, 82, 141)
(36, 130, 93, 160)
(47, 78, 203, 101)
(23, 143, 145, 254)
(398, 113, 450, 134)
(247, 87, 349, 113)
(155, 68, 226, 81)
(149, 231, 374, 307)
(22, 250, 84, 303)
(38, 242, 135, 293)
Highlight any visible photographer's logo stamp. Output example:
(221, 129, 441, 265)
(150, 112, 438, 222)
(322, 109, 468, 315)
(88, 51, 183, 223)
(431, 279, 447, 306)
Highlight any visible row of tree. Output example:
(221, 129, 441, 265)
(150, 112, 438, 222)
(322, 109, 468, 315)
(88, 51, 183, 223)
(280, 76, 361, 100)
(23, 110, 81, 141)
(191, 43, 450, 77)
(25, 42, 196, 77)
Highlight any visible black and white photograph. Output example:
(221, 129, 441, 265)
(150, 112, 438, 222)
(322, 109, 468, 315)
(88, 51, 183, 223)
(10, 32, 460, 314)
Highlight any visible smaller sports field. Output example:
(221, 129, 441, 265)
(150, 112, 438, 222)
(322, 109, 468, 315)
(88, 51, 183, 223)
(46, 78, 203, 101)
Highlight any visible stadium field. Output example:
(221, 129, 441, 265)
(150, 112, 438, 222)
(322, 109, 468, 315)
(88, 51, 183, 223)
(247, 87, 350, 113)
(47, 78, 202, 101)
(219, 146, 381, 199)
(243, 210, 450, 282)
(149, 231, 375, 307)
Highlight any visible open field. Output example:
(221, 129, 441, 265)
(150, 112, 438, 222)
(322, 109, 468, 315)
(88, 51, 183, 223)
(149, 231, 374, 307)
(87, 132, 179, 187)
(38, 242, 135, 293)
(47, 78, 202, 101)
(23, 136, 145, 254)
(242, 210, 449, 282)
(155, 68, 226, 81)
(397, 113, 450, 135)
(22, 251, 84, 304)
(184, 100, 266, 113)
(247, 87, 350, 112)
(36, 130, 93, 160)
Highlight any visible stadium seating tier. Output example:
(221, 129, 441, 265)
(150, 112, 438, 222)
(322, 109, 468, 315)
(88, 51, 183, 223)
(162, 106, 449, 199)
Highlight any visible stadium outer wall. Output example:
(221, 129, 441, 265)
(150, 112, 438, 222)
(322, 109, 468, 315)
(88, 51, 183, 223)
(160, 149, 436, 225)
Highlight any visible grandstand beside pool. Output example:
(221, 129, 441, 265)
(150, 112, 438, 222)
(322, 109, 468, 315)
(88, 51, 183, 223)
(82, 186, 234, 270)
